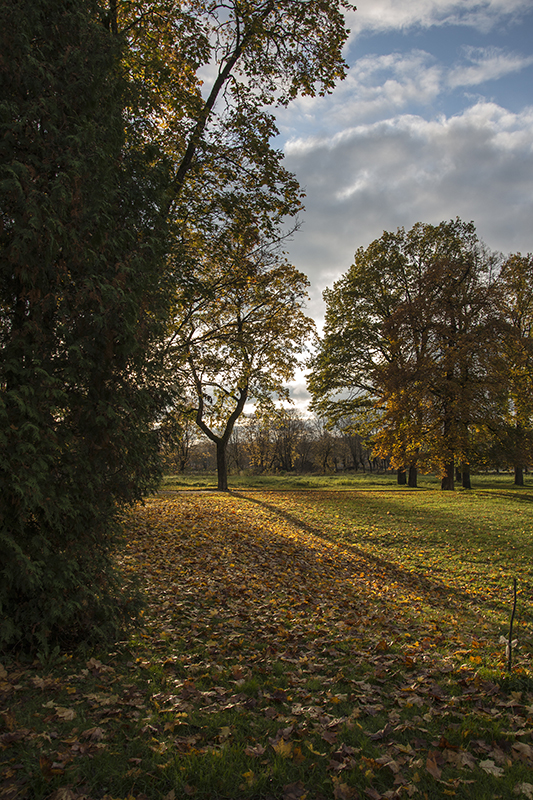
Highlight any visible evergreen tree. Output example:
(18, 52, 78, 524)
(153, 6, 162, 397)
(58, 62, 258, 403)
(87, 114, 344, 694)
(0, 0, 170, 651)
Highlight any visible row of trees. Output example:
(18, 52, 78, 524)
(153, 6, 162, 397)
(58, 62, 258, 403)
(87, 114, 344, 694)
(162, 410, 382, 476)
(308, 219, 533, 489)
(0, 0, 355, 650)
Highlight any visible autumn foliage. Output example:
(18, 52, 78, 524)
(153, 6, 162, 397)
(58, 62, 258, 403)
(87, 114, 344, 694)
(2, 485, 533, 799)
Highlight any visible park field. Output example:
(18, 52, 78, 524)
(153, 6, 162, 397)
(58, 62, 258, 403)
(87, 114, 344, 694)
(2, 477, 533, 799)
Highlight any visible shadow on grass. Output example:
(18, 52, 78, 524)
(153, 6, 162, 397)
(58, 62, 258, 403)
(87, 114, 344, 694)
(233, 490, 490, 621)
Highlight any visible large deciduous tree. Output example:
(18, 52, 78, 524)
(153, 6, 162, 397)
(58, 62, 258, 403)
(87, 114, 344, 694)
(308, 220, 502, 490)
(494, 253, 533, 484)
(169, 253, 314, 490)
(0, 0, 354, 650)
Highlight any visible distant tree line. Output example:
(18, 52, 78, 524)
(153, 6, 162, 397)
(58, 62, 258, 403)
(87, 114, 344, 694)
(160, 409, 387, 476)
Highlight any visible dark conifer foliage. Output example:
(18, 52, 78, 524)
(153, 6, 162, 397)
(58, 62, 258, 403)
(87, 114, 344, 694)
(0, 0, 170, 651)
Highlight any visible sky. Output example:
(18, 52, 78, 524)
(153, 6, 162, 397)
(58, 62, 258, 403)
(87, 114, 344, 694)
(272, 0, 533, 410)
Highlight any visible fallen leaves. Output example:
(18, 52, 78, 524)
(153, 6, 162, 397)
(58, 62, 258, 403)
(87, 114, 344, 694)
(2, 489, 533, 800)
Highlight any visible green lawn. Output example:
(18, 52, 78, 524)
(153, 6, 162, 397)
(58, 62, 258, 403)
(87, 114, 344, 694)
(160, 470, 531, 492)
(2, 478, 533, 800)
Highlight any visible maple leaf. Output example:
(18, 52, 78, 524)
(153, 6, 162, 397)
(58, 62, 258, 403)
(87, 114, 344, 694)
(47, 789, 82, 800)
(513, 742, 533, 762)
(479, 759, 504, 777)
(55, 707, 76, 721)
(283, 780, 308, 799)
(363, 788, 382, 800)
(245, 743, 266, 757)
(241, 769, 256, 787)
(273, 738, 293, 757)
(81, 727, 105, 741)
(332, 777, 358, 799)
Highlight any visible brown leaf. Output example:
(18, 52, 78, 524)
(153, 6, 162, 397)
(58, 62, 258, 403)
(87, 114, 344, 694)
(333, 777, 358, 799)
(425, 754, 442, 780)
(479, 759, 503, 777)
(47, 789, 82, 800)
(363, 788, 382, 800)
(514, 783, 533, 799)
(81, 726, 105, 741)
(513, 742, 533, 762)
(245, 743, 266, 757)
(39, 755, 64, 781)
(283, 781, 308, 800)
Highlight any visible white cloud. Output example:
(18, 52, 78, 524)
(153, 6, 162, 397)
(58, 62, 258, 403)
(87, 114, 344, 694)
(448, 46, 533, 87)
(285, 101, 533, 304)
(346, 0, 531, 37)
(276, 44, 533, 140)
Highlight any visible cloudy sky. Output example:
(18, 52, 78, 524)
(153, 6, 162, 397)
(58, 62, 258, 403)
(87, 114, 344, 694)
(272, 0, 533, 408)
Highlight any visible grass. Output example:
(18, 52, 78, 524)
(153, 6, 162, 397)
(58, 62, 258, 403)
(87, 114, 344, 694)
(160, 470, 531, 492)
(2, 475, 533, 800)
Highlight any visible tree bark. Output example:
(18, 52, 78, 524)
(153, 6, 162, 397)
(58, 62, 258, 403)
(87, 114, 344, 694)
(408, 466, 417, 487)
(397, 469, 407, 485)
(461, 462, 471, 489)
(441, 461, 455, 490)
(515, 466, 524, 486)
(216, 440, 229, 491)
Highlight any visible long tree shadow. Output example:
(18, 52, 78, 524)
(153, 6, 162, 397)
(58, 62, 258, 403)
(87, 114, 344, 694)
(233, 490, 512, 620)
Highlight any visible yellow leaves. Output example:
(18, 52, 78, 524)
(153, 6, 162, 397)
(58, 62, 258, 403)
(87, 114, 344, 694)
(241, 769, 256, 787)
(218, 726, 232, 743)
(272, 738, 293, 757)
(305, 741, 326, 757)
(41, 701, 76, 721)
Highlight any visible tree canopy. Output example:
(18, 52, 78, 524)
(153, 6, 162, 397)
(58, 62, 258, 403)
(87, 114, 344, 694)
(308, 220, 503, 489)
(0, 0, 171, 650)
(168, 249, 314, 490)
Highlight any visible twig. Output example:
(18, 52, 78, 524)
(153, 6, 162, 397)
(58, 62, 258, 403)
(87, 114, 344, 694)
(508, 577, 517, 672)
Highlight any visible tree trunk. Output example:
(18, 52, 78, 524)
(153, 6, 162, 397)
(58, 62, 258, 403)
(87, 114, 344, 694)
(397, 469, 407, 485)
(441, 461, 455, 490)
(515, 465, 524, 486)
(461, 462, 471, 489)
(408, 466, 417, 487)
(216, 440, 229, 491)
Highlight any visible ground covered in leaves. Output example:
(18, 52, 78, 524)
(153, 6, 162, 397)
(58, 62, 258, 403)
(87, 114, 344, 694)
(2, 487, 533, 800)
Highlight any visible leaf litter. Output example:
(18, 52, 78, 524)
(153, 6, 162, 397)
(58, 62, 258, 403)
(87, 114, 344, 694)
(2, 489, 533, 799)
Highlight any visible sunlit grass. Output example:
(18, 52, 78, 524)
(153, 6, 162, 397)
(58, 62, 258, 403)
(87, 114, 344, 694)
(2, 482, 533, 799)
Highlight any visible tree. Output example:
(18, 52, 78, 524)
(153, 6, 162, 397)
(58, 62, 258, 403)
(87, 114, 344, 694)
(0, 0, 354, 650)
(308, 220, 501, 490)
(169, 256, 314, 490)
(0, 0, 171, 650)
(495, 253, 533, 484)
(115, 0, 355, 217)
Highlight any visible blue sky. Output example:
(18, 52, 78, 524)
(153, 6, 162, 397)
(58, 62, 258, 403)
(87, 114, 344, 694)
(272, 0, 533, 408)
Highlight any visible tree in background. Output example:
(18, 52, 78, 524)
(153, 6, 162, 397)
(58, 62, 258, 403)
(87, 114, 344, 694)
(0, 0, 170, 651)
(385, 220, 501, 489)
(494, 253, 533, 485)
(169, 255, 314, 490)
(309, 220, 502, 490)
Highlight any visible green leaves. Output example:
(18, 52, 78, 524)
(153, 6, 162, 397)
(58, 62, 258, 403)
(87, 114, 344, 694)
(0, 0, 169, 652)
